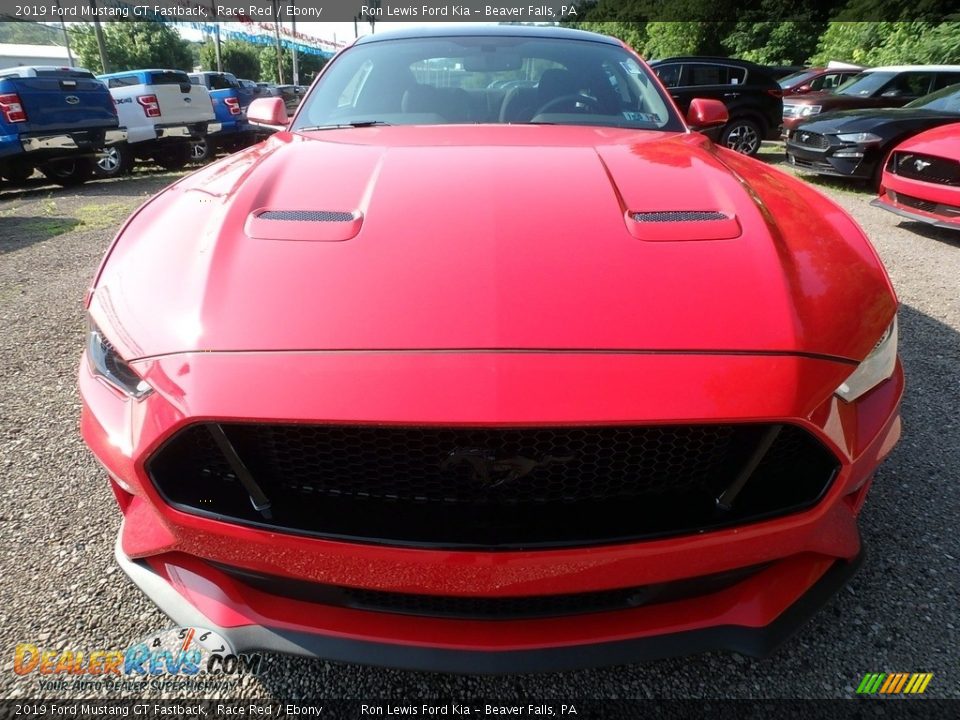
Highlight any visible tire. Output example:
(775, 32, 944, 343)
(40, 157, 94, 187)
(190, 137, 212, 164)
(153, 143, 191, 171)
(94, 143, 133, 178)
(721, 118, 763, 156)
(1, 162, 34, 184)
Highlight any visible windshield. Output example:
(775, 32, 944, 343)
(778, 70, 818, 89)
(906, 83, 960, 112)
(292, 35, 682, 131)
(835, 72, 895, 96)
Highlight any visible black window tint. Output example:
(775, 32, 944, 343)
(933, 73, 960, 91)
(654, 63, 681, 87)
(149, 71, 191, 85)
(36, 69, 95, 79)
(882, 72, 934, 98)
(688, 64, 724, 86)
(727, 67, 746, 85)
(107, 75, 139, 88)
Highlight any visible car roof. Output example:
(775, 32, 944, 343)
(650, 56, 768, 70)
(0, 65, 93, 77)
(354, 24, 619, 46)
(864, 65, 960, 72)
(98, 69, 188, 79)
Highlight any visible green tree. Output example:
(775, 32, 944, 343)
(810, 21, 960, 66)
(199, 40, 261, 80)
(69, 22, 193, 74)
(257, 45, 327, 85)
(644, 22, 733, 59)
(722, 16, 827, 65)
(0, 20, 63, 44)
(573, 22, 648, 53)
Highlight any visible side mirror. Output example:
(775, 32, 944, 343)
(796, 84, 812, 93)
(247, 97, 288, 127)
(686, 98, 729, 130)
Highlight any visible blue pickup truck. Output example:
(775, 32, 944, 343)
(0, 66, 124, 186)
(188, 71, 257, 159)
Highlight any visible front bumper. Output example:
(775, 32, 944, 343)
(83, 350, 903, 671)
(873, 170, 960, 230)
(116, 533, 864, 673)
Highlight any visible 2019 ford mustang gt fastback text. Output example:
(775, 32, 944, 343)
(80, 27, 903, 672)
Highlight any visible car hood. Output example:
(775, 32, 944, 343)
(798, 107, 960, 133)
(91, 125, 895, 362)
(785, 93, 885, 111)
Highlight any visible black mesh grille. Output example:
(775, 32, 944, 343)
(890, 152, 960, 186)
(632, 211, 727, 223)
(213, 562, 767, 620)
(147, 423, 839, 549)
(258, 210, 354, 222)
(793, 131, 830, 149)
(889, 190, 960, 217)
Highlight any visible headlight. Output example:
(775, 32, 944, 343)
(836, 132, 882, 144)
(87, 323, 153, 399)
(799, 105, 821, 117)
(835, 318, 898, 402)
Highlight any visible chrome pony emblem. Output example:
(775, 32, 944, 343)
(442, 448, 574, 488)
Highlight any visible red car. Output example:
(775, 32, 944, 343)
(778, 65, 863, 96)
(81, 26, 903, 672)
(873, 122, 960, 229)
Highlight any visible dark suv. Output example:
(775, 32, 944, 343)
(651, 57, 783, 155)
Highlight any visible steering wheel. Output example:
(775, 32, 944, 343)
(534, 93, 600, 116)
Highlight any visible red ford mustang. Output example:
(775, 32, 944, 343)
(874, 122, 960, 230)
(80, 26, 903, 672)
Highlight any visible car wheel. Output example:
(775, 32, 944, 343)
(153, 144, 191, 171)
(1, 162, 34, 184)
(94, 143, 133, 178)
(722, 119, 763, 156)
(40, 158, 94, 187)
(190, 138, 212, 164)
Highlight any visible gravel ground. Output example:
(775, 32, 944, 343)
(0, 150, 957, 701)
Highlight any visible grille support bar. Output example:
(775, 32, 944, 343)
(715, 424, 783, 513)
(207, 423, 274, 520)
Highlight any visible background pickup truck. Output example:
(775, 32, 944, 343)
(97, 69, 221, 177)
(0, 66, 123, 187)
(188, 71, 256, 158)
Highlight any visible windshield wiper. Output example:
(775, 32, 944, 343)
(298, 120, 392, 131)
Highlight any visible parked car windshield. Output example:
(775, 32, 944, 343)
(906, 83, 960, 112)
(778, 70, 818, 88)
(834, 72, 895, 96)
(292, 35, 682, 131)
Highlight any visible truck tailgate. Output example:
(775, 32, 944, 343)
(4, 71, 117, 133)
(150, 71, 215, 125)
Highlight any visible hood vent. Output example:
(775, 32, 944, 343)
(624, 209, 741, 242)
(259, 210, 355, 222)
(245, 208, 363, 242)
(633, 210, 728, 223)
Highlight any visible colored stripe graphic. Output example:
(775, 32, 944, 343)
(857, 673, 932, 694)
